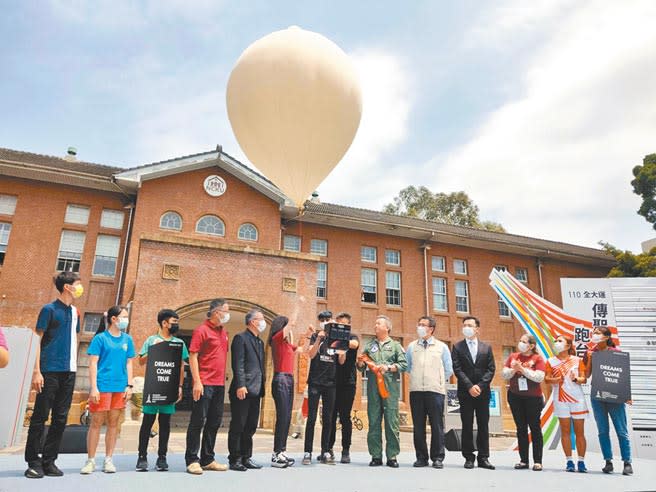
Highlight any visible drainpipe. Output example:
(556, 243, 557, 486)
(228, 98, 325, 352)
(420, 241, 432, 314)
(536, 258, 545, 298)
(115, 203, 135, 305)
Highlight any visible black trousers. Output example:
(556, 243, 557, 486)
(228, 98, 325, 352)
(228, 394, 261, 463)
(24, 371, 76, 467)
(272, 373, 294, 454)
(410, 391, 446, 462)
(328, 384, 356, 452)
(138, 413, 172, 458)
(458, 391, 490, 461)
(185, 385, 225, 466)
(304, 384, 336, 454)
(508, 391, 544, 464)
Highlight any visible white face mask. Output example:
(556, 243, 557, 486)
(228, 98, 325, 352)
(553, 341, 566, 353)
(517, 341, 529, 353)
(591, 334, 604, 344)
(417, 326, 427, 338)
(220, 313, 230, 324)
(462, 326, 475, 339)
(257, 319, 266, 333)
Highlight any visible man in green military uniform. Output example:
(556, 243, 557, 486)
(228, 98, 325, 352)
(357, 315, 407, 468)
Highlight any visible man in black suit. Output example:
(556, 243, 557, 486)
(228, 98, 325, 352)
(451, 316, 496, 470)
(228, 309, 266, 471)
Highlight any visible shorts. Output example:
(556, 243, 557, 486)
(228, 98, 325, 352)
(88, 392, 127, 413)
(553, 399, 588, 419)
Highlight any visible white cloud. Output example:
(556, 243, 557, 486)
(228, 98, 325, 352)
(430, 0, 656, 251)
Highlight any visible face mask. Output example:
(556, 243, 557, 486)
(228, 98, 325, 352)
(169, 323, 180, 335)
(117, 317, 129, 331)
(591, 334, 604, 344)
(553, 341, 566, 353)
(70, 284, 84, 298)
(463, 326, 475, 338)
(517, 341, 529, 353)
(220, 313, 230, 324)
(319, 321, 327, 329)
(257, 319, 266, 333)
(417, 326, 427, 338)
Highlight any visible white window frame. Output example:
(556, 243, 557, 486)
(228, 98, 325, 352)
(317, 262, 327, 298)
(310, 239, 328, 256)
(283, 234, 301, 252)
(83, 313, 103, 333)
(100, 209, 125, 229)
(65, 204, 90, 225)
(361, 268, 377, 304)
(361, 246, 377, 263)
(0, 222, 11, 265)
(92, 235, 120, 277)
(385, 249, 400, 266)
(385, 271, 402, 306)
(454, 259, 468, 275)
(431, 256, 445, 272)
(57, 230, 85, 272)
(498, 296, 511, 318)
(160, 211, 182, 231)
(195, 215, 225, 236)
(238, 223, 258, 242)
(432, 277, 447, 312)
(455, 279, 469, 313)
(0, 195, 17, 215)
(515, 267, 529, 283)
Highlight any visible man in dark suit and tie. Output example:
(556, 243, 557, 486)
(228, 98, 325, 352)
(228, 309, 267, 471)
(451, 316, 496, 470)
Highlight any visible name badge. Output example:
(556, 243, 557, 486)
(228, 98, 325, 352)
(370, 345, 379, 354)
(518, 377, 528, 391)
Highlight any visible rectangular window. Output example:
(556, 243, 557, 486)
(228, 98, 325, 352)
(515, 267, 528, 283)
(454, 259, 467, 275)
(498, 296, 510, 317)
(65, 204, 90, 225)
(57, 230, 86, 272)
(317, 262, 327, 298)
(283, 234, 301, 252)
(83, 313, 103, 333)
(432, 277, 447, 311)
(385, 249, 400, 266)
(0, 222, 11, 265)
(360, 335, 375, 399)
(92, 235, 120, 277)
(100, 209, 125, 229)
(455, 280, 469, 313)
(431, 256, 445, 272)
(361, 268, 377, 304)
(361, 246, 376, 263)
(310, 239, 328, 256)
(385, 271, 401, 306)
(0, 194, 17, 215)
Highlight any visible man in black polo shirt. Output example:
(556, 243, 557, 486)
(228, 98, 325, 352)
(328, 312, 359, 464)
(302, 311, 345, 465)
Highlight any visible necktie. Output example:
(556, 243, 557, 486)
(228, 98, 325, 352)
(423, 340, 428, 349)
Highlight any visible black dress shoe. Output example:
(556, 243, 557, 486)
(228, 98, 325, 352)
(432, 460, 444, 469)
(478, 459, 495, 470)
(369, 458, 383, 467)
(24, 466, 44, 479)
(230, 462, 248, 471)
(464, 460, 475, 469)
(413, 460, 429, 468)
(242, 458, 262, 469)
(386, 459, 399, 468)
(43, 462, 64, 477)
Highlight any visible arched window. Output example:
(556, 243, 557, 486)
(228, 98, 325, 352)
(238, 223, 258, 241)
(160, 211, 182, 231)
(196, 215, 225, 236)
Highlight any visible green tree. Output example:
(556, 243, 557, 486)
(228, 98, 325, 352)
(383, 185, 506, 232)
(631, 153, 656, 229)
(599, 242, 656, 277)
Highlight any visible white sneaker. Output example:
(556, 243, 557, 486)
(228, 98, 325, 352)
(103, 457, 116, 473)
(271, 452, 288, 468)
(80, 458, 96, 474)
(280, 452, 295, 466)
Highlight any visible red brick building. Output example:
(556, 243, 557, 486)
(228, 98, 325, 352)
(0, 147, 613, 428)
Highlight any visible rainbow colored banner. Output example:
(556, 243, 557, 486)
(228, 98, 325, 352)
(488, 269, 619, 449)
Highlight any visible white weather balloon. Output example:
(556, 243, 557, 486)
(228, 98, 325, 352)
(226, 26, 362, 208)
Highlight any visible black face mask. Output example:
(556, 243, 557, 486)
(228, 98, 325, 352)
(169, 323, 180, 335)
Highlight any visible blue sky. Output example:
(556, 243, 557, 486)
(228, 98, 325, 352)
(2, 0, 655, 252)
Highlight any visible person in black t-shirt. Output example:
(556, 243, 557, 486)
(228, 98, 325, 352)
(302, 311, 346, 465)
(328, 312, 359, 463)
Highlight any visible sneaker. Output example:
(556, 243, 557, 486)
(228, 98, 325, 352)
(202, 461, 228, 471)
(602, 460, 614, 474)
(103, 457, 116, 473)
(566, 460, 575, 472)
(623, 462, 633, 476)
(577, 461, 587, 473)
(80, 459, 96, 475)
(302, 452, 312, 465)
(156, 456, 168, 471)
(271, 453, 289, 468)
(24, 465, 44, 479)
(280, 452, 295, 466)
(329, 449, 335, 460)
(341, 451, 351, 464)
(43, 462, 64, 477)
(319, 452, 335, 465)
(136, 456, 148, 472)
(186, 462, 203, 475)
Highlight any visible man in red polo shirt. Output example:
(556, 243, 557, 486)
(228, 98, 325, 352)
(185, 298, 230, 475)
